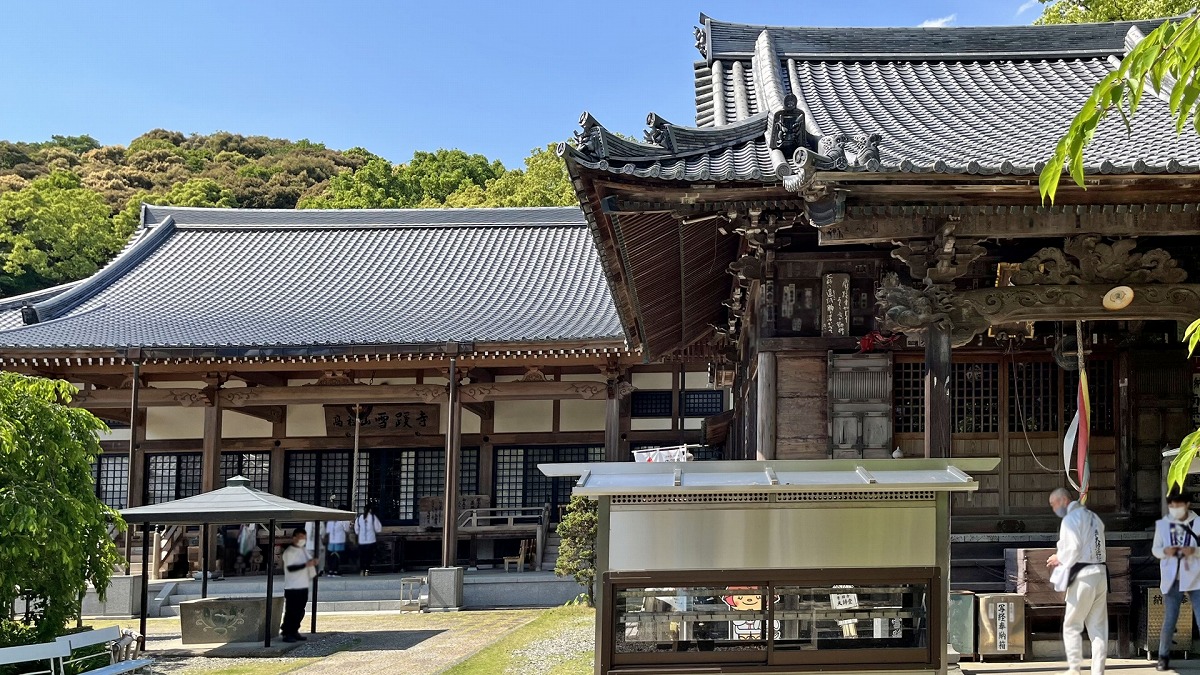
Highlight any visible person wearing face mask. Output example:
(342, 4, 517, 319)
(1152, 490, 1200, 671)
(280, 527, 318, 643)
(1047, 487, 1107, 675)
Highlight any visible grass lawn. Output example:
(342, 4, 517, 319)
(440, 605, 595, 675)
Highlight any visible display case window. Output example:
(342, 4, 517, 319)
(604, 569, 939, 672)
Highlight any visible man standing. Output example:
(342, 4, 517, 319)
(1152, 490, 1200, 671)
(281, 527, 317, 643)
(1047, 487, 1108, 675)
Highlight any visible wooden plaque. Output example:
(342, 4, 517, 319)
(324, 403, 440, 437)
(822, 273, 851, 337)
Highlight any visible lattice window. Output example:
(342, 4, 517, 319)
(1009, 362, 1059, 433)
(494, 446, 601, 515)
(495, 448, 525, 511)
(145, 453, 202, 505)
(284, 451, 351, 508)
(953, 363, 999, 434)
(690, 445, 724, 461)
(93, 454, 129, 510)
(682, 390, 725, 417)
(631, 391, 673, 418)
(1065, 360, 1115, 435)
(893, 362, 925, 434)
(354, 450, 371, 512)
(460, 447, 480, 495)
(414, 450, 446, 512)
(219, 452, 271, 492)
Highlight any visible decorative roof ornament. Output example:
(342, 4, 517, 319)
(694, 25, 708, 59)
(572, 112, 604, 157)
(644, 113, 673, 150)
(817, 133, 883, 171)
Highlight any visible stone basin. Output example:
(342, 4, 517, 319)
(178, 596, 284, 644)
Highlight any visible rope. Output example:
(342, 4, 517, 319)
(1008, 341, 1059, 473)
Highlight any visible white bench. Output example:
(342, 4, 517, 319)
(0, 640, 70, 675)
(56, 625, 153, 675)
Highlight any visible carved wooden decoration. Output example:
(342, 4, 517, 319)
(890, 227, 986, 283)
(1013, 236, 1187, 285)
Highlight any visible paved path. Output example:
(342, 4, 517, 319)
(961, 658, 1200, 674)
(288, 610, 539, 675)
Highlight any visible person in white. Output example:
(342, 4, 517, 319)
(1152, 490, 1200, 671)
(354, 505, 383, 576)
(325, 516, 352, 576)
(1047, 488, 1108, 675)
(280, 527, 317, 642)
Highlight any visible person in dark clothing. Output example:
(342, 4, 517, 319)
(280, 527, 316, 642)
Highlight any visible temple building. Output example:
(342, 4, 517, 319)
(0, 205, 721, 573)
(560, 15, 1200, 539)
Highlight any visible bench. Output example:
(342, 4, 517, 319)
(57, 625, 153, 675)
(0, 640, 69, 675)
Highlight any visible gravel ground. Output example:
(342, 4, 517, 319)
(508, 612, 594, 675)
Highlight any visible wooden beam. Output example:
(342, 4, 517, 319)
(458, 380, 612, 402)
(819, 204, 1200, 245)
(73, 387, 213, 409)
(463, 403, 493, 420)
(230, 405, 287, 425)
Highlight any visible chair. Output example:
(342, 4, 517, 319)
(503, 539, 530, 572)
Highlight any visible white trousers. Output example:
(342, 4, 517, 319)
(1063, 572, 1108, 675)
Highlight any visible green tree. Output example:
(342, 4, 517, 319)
(1035, 0, 1195, 24)
(554, 495, 598, 605)
(0, 171, 132, 296)
(0, 374, 124, 641)
(298, 157, 406, 209)
(446, 144, 576, 208)
(1039, 11, 1200, 202)
(114, 177, 239, 232)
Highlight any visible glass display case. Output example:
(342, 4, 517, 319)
(604, 568, 940, 672)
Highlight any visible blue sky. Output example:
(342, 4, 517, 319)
(3, 0, 1042, 168)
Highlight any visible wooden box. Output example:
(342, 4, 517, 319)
(1004, 547, 1130, 606)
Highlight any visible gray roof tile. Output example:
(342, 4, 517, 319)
(570, 16, 1200, 182)
(0, 206, 624, 350)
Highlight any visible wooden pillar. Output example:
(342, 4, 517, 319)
(605, 377, 621, 462)
(440, 359, 463, 568)
(925, 323, 952, 459)
(756, 352, 776, 460)
(202, 389, 223, 572)
(268, 410, 287, 496)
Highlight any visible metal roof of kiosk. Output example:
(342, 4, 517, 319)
(539, 458, 999, 496)
(119, 476, 356, 649)
(120, 476, 356, 524)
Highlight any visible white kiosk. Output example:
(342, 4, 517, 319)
(540, 458, 997, 675)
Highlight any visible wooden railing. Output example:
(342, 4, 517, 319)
(456, 504, 552, 571)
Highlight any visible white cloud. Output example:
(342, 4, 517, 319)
(918, 14, 957, 27)
(1016, 0, 1040, 15)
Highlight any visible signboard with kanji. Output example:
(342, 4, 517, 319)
(324, 404, 439, 437)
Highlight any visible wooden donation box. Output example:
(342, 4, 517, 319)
(1004, 548, 1132, 606)
(539, 458, 997, 675)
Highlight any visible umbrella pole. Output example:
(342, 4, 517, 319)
(201, 523, 210, 599)
(311, 526, 322, 634)
(265, 519, 275, 648)
(139, 521, 149, 639)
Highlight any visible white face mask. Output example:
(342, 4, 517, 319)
(1170, 506, 1189, 521)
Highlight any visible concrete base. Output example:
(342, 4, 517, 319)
(427, 567, 464, 611)
(178, 597, 283, 645)
(81, 575, 143, 617)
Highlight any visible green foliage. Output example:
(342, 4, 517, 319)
(445, 144, 577, 208)
(0, 130, 575, 297)
(1039, 11, 1200, 202)
(1035, 0, 1196, 24)
(554, 495, 598, 605)
(0, 171, 132, 295)
(1166, 317, 1200, 493)
(0, 374, 125, 642)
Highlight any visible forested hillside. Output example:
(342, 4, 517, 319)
(0, 130, 575, 297)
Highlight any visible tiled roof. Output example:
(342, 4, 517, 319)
(561, 16, 1200, 188)
(0, 206, 625, 351)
